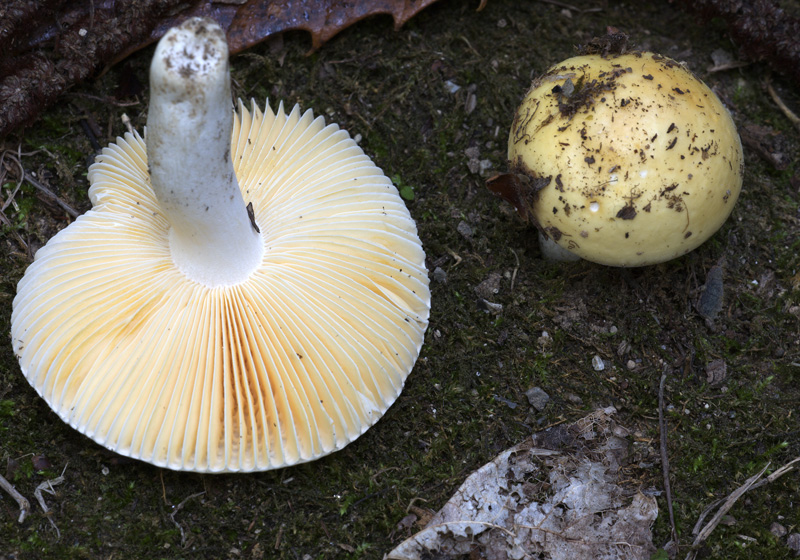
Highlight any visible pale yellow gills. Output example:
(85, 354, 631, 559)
(11, 100, 430, 472)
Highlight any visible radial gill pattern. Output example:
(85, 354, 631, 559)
(11, 100, 430, 472)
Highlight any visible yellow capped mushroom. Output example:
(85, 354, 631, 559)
(11, 18, 430, 472)
(492, 48, 744, 267)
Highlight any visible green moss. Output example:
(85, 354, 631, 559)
(1, 1, 799, 559)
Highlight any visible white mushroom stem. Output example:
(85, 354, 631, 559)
(146, 17, 263, 287)
(538, 231, 582, 262)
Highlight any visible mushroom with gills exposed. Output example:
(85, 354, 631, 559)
(11, 17, 430, 473)
(489, 49, 744, 267)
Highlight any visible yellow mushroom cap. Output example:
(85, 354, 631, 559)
(11, 100, 430, 472)
(508, 51, 744, 267)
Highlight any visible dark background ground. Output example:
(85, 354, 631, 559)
(1, 0, 800, 558)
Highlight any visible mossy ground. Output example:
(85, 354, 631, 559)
(1, 1, 799, 558)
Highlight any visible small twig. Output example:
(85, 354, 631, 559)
(681, 458, 800, 560)
(765, 77, 800, 134)
(684, 463, 770, 560)
(3, 149, 79, 218)
(707, 61, 750, 74)
(21, 169, 80, 218)
(1, 149, 23, 213)
(690, 496, 726, 537)
(160, 470, 168, 505)
(509, 248, 519, 292)
(744, 456, 800, 494)
(68, 92, 142, 107)
(0, 151, 21, 213)
(33, 463, 68, 539)
(170, 491, 205, 547)
(445, 247, 462, 266)
(1, 175, 23, 213)
(0, 472, 30, 523)
(658, 371, 678, 547)
(689, 457, 800, 545)
(79, 118, 102, 153)
(0, 150, 30, 252)
(121, 113, 134, 134)
(688, 456, 800, 551)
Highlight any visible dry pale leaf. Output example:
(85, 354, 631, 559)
(386, 407, 658, 560)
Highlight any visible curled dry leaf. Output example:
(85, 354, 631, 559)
(386, 407, 658, 560)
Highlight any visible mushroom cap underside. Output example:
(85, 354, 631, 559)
(509, 52, 744, 267)
(11, 100, 431, 473)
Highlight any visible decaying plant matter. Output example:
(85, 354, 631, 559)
(0, 0, 796, 139)
(669, 0, 800, 85)
(387, 407, 659, 560)
(0, 0, 488, 138)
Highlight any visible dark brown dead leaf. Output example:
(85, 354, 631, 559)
(32, 454, 51, 471)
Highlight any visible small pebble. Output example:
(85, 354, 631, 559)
(537, 331, 552, 350)
(770, 522, 787, 538)
(787, 533, 800, 556)
(474, 272, 502, 299)
(456, 220, 474, 239)
(477, 299, 503, 315)
(444, 80, 461, 94)
(525, 387, 550, 411)
(432, 266, 447, 284)
(465, 93, 477, 115)
(592, 355, 605, 371)
(705, 359, 727, 385)
(566, 393, 583, 405)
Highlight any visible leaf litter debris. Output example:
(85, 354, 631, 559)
(386, 406, 659, 560)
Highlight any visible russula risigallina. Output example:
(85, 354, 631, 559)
(11, 17, 430, 472)
(489, 43, 744, 266)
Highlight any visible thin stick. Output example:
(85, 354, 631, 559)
(509, 248, 519, 293)
(0, 472, 31, 523)
(658, 372, 678, 546)
(160, 470, 168, 505)
(765, 78, 800, 133)
(170, 491, 205, 547)
(34, 464, 68, 538)
(686, 456, 799, 558)
(744, 456, 800, 494)
(3, 149, 79, 218)
(690, 496, 726, 537)
(21, 169, 80, 218)
(685, 463, 770, 559)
